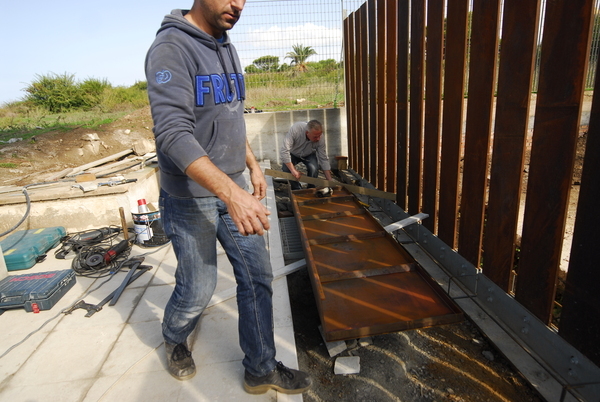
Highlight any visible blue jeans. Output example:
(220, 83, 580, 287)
(159, 189, 276, 376)
(282, 152, 319, 190)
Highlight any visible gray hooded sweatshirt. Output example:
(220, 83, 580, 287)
(145, 9, 247, 198)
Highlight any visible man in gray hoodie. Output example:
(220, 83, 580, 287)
(145, 0, 311, 394)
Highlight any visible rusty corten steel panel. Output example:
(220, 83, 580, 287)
(396, 0, 409, 210)
(457, 0, 500, 268)
(516, 0, 594, 324)
(437, 0, 469, 249)
(290, 187, 464, 342)
(368, 0, 377, 184)
(559, 56, 600, 367)
(359, 3, 368, 178)
(384, 0, 397, 194)
(408, 0, 425, 215)
(376, 0, 387, 191)
(482, 0, 541, 292)
(343, 16, 355, 172)
(422, 0, 444, 234)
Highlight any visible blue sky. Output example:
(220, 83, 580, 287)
(1, 1, 168, 105)
(0, 0, 360, 106)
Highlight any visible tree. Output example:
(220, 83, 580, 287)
(250, 55, 280, 72)
(285, 44, 317, 72)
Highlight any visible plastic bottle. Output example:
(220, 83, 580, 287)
(137, 199, 150, 213)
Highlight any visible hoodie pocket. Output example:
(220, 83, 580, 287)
(205, 116, 246, 175)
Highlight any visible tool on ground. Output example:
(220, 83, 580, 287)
(63, 260, 149, 317)
(55, 227, 121, 260)
(0, 269, 76, 314)
(98, 178, 137, 187)
(316, 187, 334, 198)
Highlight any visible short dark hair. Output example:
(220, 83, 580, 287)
(306, 120, 322, 131)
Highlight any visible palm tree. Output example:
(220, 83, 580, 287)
(285, 44, 317, 72)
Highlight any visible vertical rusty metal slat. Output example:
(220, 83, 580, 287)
(482, 0, 541, 291)
(516, 0, 594, 323)
(437, 0, 469, 248)
(368, 0, 377, 185)
(422, 0, 445, 233)
(457, 0, 501, 267)
(343, 16, 355, 172)
(384, 0, 398, 194)
(408, 0, 425, 214)
(560, 65, 600, 368)
(396, 0, 409, 209)
(359, 4, 369, 178)
(376, 0, 387, 191)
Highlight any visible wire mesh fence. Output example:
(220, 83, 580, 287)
(229, 0, 364, 111)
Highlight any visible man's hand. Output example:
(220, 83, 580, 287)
(185, 156, 271, 236)
(226, 185, 271, 236)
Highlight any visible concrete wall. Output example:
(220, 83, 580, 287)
(245, 107, 348, 169)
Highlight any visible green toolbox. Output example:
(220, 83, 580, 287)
(0, 227, 66, 271)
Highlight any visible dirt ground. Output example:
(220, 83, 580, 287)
(1, 107, 587, 401)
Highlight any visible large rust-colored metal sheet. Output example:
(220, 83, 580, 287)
(290, 187, 463, 342)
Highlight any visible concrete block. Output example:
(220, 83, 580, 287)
(358, 337, 373, 347)
(319, 326, 347, 357)
(334, 356, 360, 375)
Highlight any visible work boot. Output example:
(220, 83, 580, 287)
(165, 341, 196, 380)
(243, 361, 312, 394)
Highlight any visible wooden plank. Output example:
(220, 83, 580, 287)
(516, 0, 594, 323)
(67, 149, 134, 176)
(395, 0, 409, 209)
(483, 0, 541, 291)
(264, 169, 396, 200)
(408, 0, 425, 215)
(559, 61, 600, 368)
(457, 0, 501, 268)
(437, 0, 469, 248)
(422, 0, 445, 234)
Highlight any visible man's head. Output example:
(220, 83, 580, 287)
(305, 120, 323, 143)
(187, 0, 246, 38)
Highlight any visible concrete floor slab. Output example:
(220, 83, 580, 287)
(0, 165, 301, 401)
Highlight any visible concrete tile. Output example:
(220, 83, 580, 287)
(55, 284, 149, 330)
(334, 356, 361, 375)
(9, 324, 124, 386)
(193, 298, 244, 365)
(0, 378, 95, 402)
(0, 324, 53, 380)
(127, 283, 171, 323)
(272, 277, 293, 329)
(274, 323, 300, 370)
(100, 320, 164, 376)
(87, 361, 276, 402)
